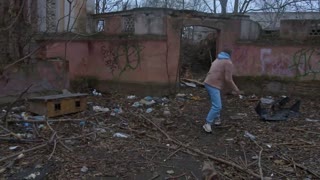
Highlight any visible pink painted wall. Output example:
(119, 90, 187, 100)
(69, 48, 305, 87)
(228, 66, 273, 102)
(232, 45, 320, 80)
(44, 15, 183, 85)
(45, 39, 178, 84)
(43, 12, 320, 89)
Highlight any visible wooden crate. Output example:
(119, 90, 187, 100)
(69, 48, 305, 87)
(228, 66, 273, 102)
(28, 93, 88, 117)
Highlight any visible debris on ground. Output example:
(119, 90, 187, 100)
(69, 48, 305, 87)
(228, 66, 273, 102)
(0, 87, 319, 179)
(255, 96, 301, 121)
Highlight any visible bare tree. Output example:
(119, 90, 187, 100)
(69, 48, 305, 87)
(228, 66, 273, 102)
(219, 0, 228, 14)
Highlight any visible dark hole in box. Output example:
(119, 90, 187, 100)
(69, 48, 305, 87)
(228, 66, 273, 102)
(54, 103, 61, 111)
(75, 100, 81, 108)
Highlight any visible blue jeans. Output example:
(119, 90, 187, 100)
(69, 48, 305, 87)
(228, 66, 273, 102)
(205, 84, 222, 124)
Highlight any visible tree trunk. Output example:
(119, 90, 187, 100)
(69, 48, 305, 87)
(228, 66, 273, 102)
(234, 0, 239, 14)
(219, 0, 228, 14)
(213, 0, 217, 13)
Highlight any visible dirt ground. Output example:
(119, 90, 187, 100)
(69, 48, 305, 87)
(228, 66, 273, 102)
(0, 86, 319, 180)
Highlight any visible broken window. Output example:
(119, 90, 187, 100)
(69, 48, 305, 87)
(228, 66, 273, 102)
(309, 22, 320, 36)
(54, 103, 61, 111)
(122, 16, 134, 33)
(97, 20, 105, 32)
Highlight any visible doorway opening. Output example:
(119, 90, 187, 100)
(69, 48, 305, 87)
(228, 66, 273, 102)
(179, 26, 219, 81)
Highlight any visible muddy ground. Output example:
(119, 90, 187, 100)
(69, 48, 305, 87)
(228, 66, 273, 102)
(0, 86, 319, 180)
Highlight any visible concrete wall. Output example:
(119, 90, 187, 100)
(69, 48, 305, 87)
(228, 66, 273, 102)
(39, 9, 320, 94)
(232, 44, 320, 80)
(280, 19, 320, 40)
(247, 12, 320, 30)
(44, 39, 176, 84)
(0, 59, 68, 97)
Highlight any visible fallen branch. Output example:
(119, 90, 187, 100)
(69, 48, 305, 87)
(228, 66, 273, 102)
(254, 141, 264, 180)
(133, 113, 261, 179)
(165, 173, 186, 180)
(148, 174, 160, 180)
(60, 131, 96, 140)
(163, 147, 182, 162)
(0, 125, 22, 140)
(291, 128, 320, 135)
(0, 143, 47, 163)
(6, 112, 109, 123)
(2, 84, 33, 126)
(280, 153, 320, 179)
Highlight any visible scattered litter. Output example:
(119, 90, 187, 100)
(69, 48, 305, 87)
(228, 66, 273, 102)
(11, 106, 26, 112)
(62, 89, 72, 95)
(132, 102, 142, 107)
(79, 121, 86, 126)
(95, 128, 107, 133)
(146, 108, 153, 113)
(93, 106, 110, 112)
(266, 144, 272, 148)
(230, 113, 247, 120)
(140, 99, 156, 106)
(35, 164, 43, 169)
(305, 118, 320, 122)
(38, 124, 45, 129)
(81, 166, 88, 173)
(225, 138, 234, 141)
(190, 96, 202, 101)
(29, 115, 45, 121)
(16, 133, 33, 139)
(113, 107, 123, 114)
(127, 95, 137, 99)
(144, 96, 153, 101)
(9, 146, 19, 150)
(244, 131, 256, 141)
(274, 159, 285, 165)
(260, 97, 274, 104)
(255, 96, 300, 121)
(24, 172, 40, 179)
(176, 93, 186, 97)
(65, 140, 75, 145)
(239, 95, 244, 99)
(166, 170, 175, 175)
(113, 133, 129, 138)
(166, 144, 170, 147)
(92, 89, 102, 96)
(21, 112, 29, 120)
(163, 107, 171, 116)
(251, 155, 259, 160)
(283, 167, 294, 173)
(184, 82, 197, 88)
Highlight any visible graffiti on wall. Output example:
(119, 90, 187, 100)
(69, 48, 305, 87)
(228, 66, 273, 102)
(100, 41, 144, 77)
(289, 48, 320, 79)
(260, 48, 293, 76)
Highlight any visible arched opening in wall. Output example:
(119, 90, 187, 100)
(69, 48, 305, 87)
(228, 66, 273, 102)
(179, 26, 219, 81)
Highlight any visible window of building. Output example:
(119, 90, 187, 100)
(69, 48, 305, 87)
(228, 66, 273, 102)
(309, 22, 320, 36)
(97, 20, 105, 32)
(122, 16, 134, 33)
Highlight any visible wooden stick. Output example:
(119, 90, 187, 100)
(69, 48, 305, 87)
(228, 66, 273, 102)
(134, 113, 261, 179)
(163, 147, 181, 162)
(48, 139, 57, 160)
(280, 153, 320, 179)
(2, 84, 32, 125)
(0, 125, 21, 140)
(191, 171, 199, 180)
(165, 173, 186, 180)
(148, 174, 160, 180)
(0, 143, 47, 163)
